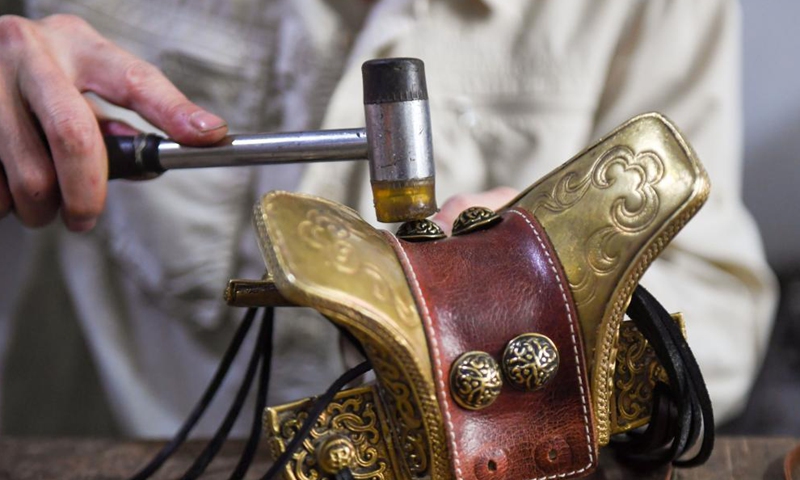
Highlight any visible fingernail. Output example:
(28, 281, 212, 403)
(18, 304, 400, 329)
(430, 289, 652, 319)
(189, 110, 227, 133)
(67, 218, 97, 233)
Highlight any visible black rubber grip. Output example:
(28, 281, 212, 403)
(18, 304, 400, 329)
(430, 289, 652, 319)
(105, 134, 164, 180)
(361, 58, 428, 105)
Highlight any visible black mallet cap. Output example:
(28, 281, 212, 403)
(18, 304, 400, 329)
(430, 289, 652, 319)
(362, 58, 428, 105)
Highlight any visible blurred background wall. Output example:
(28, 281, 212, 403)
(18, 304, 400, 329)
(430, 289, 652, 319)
(722, 0, 800, 434)
(741, 0, 800, 272)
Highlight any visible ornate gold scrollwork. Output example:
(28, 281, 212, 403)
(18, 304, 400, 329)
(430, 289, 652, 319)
(611, 315, 684, 434)
(264, 386, 399, 480)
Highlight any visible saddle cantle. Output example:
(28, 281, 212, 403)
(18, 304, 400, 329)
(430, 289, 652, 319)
(226, 112, 711, 480)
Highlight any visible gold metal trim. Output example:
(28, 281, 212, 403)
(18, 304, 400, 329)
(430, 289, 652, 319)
(264, 386, 401, 480)
(255, 192, 450, 480)
(610, 313, 686, 435)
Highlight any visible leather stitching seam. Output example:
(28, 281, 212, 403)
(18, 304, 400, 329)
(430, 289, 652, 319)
(509, 208, 596, 479)
(390, 236, 465, 480)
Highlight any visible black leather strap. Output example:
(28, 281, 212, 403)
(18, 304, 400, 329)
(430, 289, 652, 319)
(129, 304, 372, 480)
(129, 307, 261, 480)
(230, 308, 275, 480)
(258, 360, 373, 480)
(180, 307, 274, 479)
(612, 285, 714, 467)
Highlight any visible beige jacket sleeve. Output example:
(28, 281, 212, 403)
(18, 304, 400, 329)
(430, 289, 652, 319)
(591, 0, 778, 423)
(294, 0, 778, 425)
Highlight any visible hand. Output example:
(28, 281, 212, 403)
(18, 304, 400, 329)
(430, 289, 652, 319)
(432, 186, 518, 235)
(0, 14, 228, 232)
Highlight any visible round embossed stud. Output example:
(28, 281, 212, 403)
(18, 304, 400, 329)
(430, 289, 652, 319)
(502, 333, 559, 391)
(451, 206, 502, 236)
(316, 435, 356, 475)
(396, 219, 447, 242)
(449, 351, 503, 410)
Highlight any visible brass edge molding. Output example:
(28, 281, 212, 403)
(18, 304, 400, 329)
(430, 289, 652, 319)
(590, 115, 709, 443)
(254, 192, 451, 480)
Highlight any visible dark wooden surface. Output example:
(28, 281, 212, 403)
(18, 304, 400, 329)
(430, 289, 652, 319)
(0, 436, 796, 479)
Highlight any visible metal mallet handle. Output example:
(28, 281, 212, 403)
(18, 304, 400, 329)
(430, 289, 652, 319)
(104, 57, 437, 223)
(105, 128, 369, 180)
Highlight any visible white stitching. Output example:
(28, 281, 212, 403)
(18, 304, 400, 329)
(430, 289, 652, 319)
(389, 210, 596, 480)
(388, 235, 465, 480)
(508, 209, 596, 480)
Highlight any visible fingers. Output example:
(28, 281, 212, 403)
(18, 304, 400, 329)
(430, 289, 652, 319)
(55, 16, 227, 145)
(432, 186, 519, 235)
(0, 17, 61, 227)
(16, 34, 106, 231)
(0, 13, 227, 231)
(0, 95, 61, 228)
(0, 14, 105, 231)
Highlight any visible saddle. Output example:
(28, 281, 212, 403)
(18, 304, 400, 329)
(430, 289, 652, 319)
(131, 112, 713, 480)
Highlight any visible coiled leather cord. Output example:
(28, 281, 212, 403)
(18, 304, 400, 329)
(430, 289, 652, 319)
(612, 285, 715, 467)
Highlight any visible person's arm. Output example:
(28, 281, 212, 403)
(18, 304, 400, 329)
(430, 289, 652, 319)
(0, 14, 228, 231)
(591, 0, 778, 423)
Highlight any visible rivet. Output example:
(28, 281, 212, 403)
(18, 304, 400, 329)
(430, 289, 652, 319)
(396, 219, 446, 242)
(316, 435, 356, 474)
(502, 333, 559, 391)
(451, 206, 502, 236)
(450, 351, 503, 410)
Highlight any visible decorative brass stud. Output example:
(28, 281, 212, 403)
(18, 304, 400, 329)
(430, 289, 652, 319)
(449, 351, 503, 410)
(396, 219, 446, 242)
(502, 333, 559, 391)
(451, 206, 502, 236)
(316, 435, 356, 474)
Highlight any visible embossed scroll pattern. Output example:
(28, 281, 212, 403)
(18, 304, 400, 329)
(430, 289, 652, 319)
(364, 342, 430, 477)
(532, 146, 665, 307)
(297, 208, 417, 327)
(270, 389, 393, 480)
(613, 322, 669, 431)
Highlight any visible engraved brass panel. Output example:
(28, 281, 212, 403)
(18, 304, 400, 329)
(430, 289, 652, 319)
(264, 386, 401, 480)
(255, 192, 449, 480)
(512, 113, 710, 443)
(610, 314, 686, 435)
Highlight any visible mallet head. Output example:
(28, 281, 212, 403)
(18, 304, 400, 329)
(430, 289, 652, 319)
(362, 58, 437, 223)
